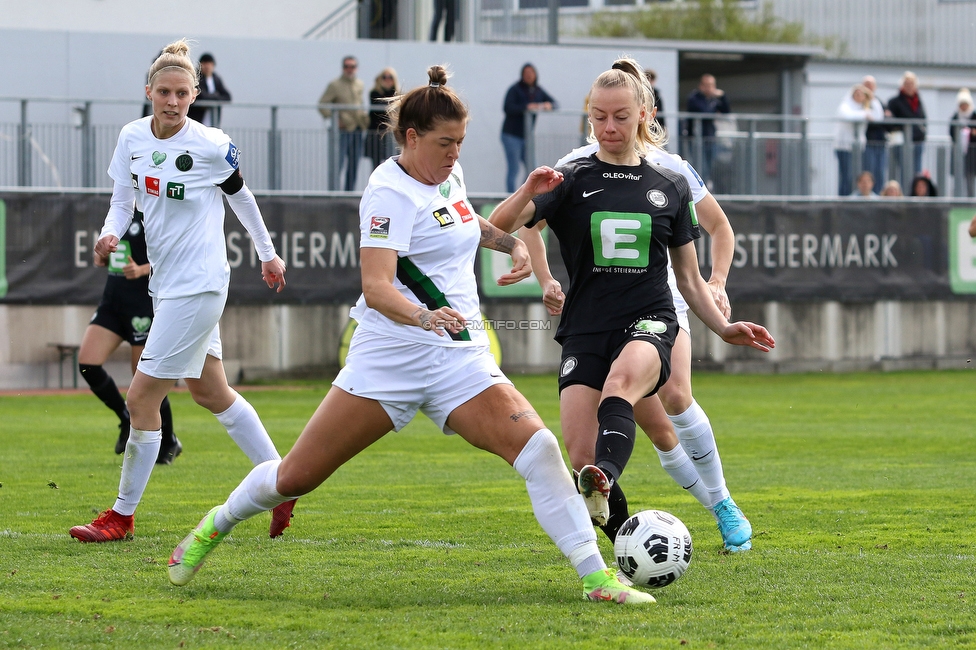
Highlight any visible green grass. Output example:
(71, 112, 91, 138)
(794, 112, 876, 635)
(1, 370, 974, 649)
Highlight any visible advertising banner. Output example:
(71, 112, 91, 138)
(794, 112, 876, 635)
(1, 192, 972, 305)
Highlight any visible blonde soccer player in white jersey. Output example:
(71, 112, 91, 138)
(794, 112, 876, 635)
(70, 40, 296, 544)
(489, 58, 773, 555)
(167, 65, 654, 605)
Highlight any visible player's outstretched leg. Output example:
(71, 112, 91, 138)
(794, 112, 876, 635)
(669, 400, 752, 551)
(168, 506, 226, 585)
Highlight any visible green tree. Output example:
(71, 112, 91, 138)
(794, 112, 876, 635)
(587, 0, 838, 51)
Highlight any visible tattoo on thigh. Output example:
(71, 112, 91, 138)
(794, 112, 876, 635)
(510, 409, 538, 422)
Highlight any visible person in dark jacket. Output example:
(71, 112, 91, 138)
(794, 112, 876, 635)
(861, 75, 888, 194)
(887, 71, 927, 186)
(683, 74, 731, 188)
(365, 67, 400, 170)
(500, 63, 557, 192)
(187, 53, 232, 128)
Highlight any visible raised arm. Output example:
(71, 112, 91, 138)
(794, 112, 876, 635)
(670, 241, 774, 352)
(488, 166, 563, 234)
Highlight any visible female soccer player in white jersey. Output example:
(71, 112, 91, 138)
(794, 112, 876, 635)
(507, 61, 756, 553)
(70, 40, 296, 543)
(488, 58, 774, 553)
(167, 65, 654, 605)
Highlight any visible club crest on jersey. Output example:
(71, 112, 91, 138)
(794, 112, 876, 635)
(453, 200, 473, 223)
(560, 356, 577, 377)
(131, 316, 152, 333)
(146, 176, 160, 197)
(151, 151, 166, 166)
(369, 216, 390, 239)
(175, 153, 193, 172)
(438, 181, 451, 198)
(646, 189, 668, 208)
(225, 142, 240, 169)
(128, 220, 142, 237)
(432, 207, 455, 229)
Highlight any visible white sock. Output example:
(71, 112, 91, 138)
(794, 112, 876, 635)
(214, 393, 281, 465)
(215, 459, 289, 534)
(112, 427, 161, 516)
(513, 429, 605, 579)
(655, 444, 712, 508)
(669, 400, 730, 507)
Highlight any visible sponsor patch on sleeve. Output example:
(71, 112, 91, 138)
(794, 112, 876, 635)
(369, 216, 390, 239)
(224, 142, 240, 169)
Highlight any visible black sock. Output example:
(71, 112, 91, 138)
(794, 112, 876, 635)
(594, 396, 637, 484)
(79, 364, 128, 422)
(599, 480, 630, 543)
(159, 396, 175, 444)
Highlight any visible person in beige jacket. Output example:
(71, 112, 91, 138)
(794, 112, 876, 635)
(319, 56, 370, 190)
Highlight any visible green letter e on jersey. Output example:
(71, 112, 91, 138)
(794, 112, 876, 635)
(590, 211, 651, 267)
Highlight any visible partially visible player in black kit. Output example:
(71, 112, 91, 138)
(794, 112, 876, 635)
(489, 58, 774, 531)
(79, 209, 181, 464)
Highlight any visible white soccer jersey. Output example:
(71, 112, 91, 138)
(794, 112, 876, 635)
(555, 144, 710, 323)
(351, 158, 488, 347)
(106, 117, 241, 299)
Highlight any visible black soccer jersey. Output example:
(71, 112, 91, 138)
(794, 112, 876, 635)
(530, 154, 699, 341)
(105, 210, 149, 290)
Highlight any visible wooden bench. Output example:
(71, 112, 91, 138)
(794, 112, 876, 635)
(47, 343, 81, 389)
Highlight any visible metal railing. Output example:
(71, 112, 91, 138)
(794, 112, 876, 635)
(3, 95, 970, 197)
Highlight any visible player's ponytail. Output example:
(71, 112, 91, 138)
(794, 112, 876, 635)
(388, 64, 468, 149)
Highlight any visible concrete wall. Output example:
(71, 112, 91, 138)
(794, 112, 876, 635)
(3, 299, 974, 389)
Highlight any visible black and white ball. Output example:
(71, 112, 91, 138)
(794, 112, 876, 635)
(614, 510, 693, 588)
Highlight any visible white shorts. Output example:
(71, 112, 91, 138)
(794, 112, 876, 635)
(667, 263, 691, 334)
(333, 327, 512, 434)
(673, 289, 691, 334)
(137, 290, 226, 380)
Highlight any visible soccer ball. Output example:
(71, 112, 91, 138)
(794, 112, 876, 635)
(614, 510, 693, 588)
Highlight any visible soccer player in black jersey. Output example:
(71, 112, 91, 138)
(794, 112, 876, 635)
(489, 59, 774, 553)
(78, 210, 180, 464)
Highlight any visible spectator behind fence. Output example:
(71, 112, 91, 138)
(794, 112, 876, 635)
(910, 173, 938, 197)
(429, 0, 458, 42)
(186, 53, 231, 128)
(834, 84, 882, 197)
(850, 171, 879, 198)
(949, 88, 976, 197)
(319, 56, 369, 191)
(683, 74, 730, 189)
(366, 67, 400, 171)
(645, 68, 665, 131)
(880, 180, 903, 197)
(501, 63, 556, 193)
(861, 75, 888, 194)
(887, 71, 927, 185)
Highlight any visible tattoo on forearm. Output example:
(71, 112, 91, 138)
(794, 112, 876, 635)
(412, 306, 434, 331)
(510, 409, 538, 422)
(480, 220, 516, 254)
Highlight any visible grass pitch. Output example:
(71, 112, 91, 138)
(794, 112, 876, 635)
(0, 370, 974, 649)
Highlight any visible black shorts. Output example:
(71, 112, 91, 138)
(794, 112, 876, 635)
(89, 278, 154, 346)
(557, 313, 679, 397)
